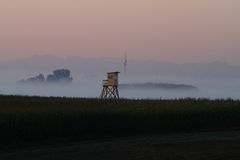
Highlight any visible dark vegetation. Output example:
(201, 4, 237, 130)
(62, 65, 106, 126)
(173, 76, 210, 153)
(0, 95, 240, 149)
(119, 82, 198, 90)
(18, 69, 73, 83)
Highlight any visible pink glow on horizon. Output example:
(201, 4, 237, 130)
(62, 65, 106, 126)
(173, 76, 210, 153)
(0, 0, 240, 64)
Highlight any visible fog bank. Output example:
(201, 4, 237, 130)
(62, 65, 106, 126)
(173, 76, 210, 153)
(0, 55, 240, 99)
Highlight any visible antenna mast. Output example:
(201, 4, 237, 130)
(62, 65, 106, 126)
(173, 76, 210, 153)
(124, 49, 127, 76)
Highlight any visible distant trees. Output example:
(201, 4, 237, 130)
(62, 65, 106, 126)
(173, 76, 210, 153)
(46, 69, 73, 83)
(18, 73, 45, 83)
(18, 69, 73, 84)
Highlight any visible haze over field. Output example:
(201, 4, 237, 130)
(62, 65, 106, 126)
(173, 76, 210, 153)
(0, 55, 240, 99)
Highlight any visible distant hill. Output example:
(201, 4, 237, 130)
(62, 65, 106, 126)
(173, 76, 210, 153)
(119, 82, 198, 91)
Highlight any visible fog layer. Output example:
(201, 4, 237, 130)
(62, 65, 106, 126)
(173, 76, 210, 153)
(1, 55, 240, 99)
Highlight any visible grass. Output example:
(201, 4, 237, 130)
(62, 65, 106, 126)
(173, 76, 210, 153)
(0, 95, 240, 149)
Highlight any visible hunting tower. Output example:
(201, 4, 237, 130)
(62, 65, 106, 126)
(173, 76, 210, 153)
(100, 71, 120, 99)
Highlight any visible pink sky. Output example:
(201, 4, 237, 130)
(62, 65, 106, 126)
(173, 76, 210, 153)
(0, 0, 240, 64)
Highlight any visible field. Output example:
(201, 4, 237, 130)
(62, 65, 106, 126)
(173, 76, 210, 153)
(1, 95, 240, 159)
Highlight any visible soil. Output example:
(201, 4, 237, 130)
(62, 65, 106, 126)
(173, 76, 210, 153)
(1, 130, 240, 160)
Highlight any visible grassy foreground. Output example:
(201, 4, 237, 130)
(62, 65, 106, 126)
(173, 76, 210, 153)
(0, 95, 240, 149)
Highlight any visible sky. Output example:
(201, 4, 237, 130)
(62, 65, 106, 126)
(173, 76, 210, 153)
(0, 0, 240, 64)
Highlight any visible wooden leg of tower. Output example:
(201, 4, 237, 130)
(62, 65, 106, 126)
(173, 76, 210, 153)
(114, 88, 118, 99)
(106, 87, 112, 98)
(104, 87, 109, 98)
(100, 86, 120, 99)
(109, 87, 119, 99)
(116, 87, 119, 99)
(100, 87, 104, 98)
(100, 86, 108, 99)
(105, 87, 109, 98)
(109, 87, 115, 98)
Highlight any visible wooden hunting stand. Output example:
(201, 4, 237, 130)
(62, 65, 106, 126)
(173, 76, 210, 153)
(100, 72, 120, 99)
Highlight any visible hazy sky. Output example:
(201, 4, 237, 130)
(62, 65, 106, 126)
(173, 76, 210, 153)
(0, 0, 240, 63)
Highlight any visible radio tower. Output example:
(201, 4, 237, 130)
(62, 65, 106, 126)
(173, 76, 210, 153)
(124, 49, 127, 76)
